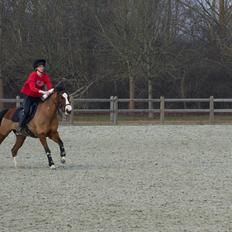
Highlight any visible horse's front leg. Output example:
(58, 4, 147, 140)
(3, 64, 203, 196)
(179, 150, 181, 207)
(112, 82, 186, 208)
(49, 131, 66, 164)
(38, 134, 55, 169)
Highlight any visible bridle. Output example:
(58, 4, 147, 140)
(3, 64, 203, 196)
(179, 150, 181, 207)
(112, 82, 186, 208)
(57, 92, 72, 114)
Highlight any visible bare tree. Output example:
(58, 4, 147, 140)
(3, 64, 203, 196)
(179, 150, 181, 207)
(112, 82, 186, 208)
(1, 0, 232, 103)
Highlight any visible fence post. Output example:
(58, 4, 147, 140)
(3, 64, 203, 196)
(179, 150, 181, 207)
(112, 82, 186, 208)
(16, 95, 20, 108)
(113, 96, 118, 125)
(160, 96, 165, 124)
(209, 96, 214, 124)
(69, 96, 74, 124)
(110, 96, 114, 123)
(148, 98, 154, 119)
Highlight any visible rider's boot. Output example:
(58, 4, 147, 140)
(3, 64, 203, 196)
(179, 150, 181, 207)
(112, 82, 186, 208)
(16, 114, 27, 135)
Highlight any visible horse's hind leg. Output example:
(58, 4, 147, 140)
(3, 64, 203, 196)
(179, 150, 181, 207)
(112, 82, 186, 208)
(0, 117, 17, 144)
(11, 135, 26, 168)
(0, 130, 11, 144)
(48, 131, 66, 163)
(0, 134, 7, 144)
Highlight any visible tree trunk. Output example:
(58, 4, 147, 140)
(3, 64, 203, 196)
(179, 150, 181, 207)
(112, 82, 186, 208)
(212, 0, 216, 15)
(129, 75, 135, 110)
(166, 0, 172, 42)
(219, 0, 225, 36)
(127, 60, 135, 110)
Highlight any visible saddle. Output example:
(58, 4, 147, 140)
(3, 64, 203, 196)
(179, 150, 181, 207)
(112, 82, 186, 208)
(12, 103, 38, 137)
(12, 103, 38, 124)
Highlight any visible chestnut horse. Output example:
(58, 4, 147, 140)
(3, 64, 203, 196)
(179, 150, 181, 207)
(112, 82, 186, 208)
(0, 86, 72, 169)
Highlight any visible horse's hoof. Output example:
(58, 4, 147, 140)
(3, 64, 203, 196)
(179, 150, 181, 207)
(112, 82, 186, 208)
(50, 164, 56, 170)
(60, 157, 66, 164)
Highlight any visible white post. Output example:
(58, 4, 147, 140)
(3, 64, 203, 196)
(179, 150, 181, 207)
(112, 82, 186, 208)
(16, 95, 20, 108)
(209, 96, 214, 124)
(113, 96, 118, 125)
(148, 79, 154, 119)
(110, 96, 114, 123)
(160, 96, 165, 124)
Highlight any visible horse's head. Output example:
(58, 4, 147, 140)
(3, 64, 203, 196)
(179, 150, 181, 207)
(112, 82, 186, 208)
(54, 84, 72, 115)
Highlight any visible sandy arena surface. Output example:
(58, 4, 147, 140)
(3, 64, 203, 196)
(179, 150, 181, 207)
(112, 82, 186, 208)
(0, 125, 232, 232)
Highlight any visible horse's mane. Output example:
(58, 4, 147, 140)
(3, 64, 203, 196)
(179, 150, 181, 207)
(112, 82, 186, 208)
(55, 83, 65, 92)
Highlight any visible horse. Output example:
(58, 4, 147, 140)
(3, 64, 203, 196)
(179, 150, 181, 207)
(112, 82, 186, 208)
(0, 85, 72, 169)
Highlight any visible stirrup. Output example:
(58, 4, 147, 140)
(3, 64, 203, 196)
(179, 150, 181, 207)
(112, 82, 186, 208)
(15, 127, 23, 135)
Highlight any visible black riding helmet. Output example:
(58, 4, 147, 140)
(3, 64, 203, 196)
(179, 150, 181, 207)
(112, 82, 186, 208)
(33, 59, 46, 70)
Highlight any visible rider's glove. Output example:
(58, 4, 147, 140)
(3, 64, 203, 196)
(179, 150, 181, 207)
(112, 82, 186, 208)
(39, 90, 49, 95)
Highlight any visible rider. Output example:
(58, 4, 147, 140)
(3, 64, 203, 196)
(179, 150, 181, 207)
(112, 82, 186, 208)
(16, 59, 53, 133)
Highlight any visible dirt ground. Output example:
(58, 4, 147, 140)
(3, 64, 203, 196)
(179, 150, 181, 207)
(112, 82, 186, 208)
(0, 125, 232, 232)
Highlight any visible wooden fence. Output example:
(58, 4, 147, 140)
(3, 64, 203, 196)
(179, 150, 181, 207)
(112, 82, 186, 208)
(1, 96, 232, 124)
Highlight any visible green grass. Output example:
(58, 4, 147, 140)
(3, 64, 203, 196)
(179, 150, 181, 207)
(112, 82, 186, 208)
(61, 113, 232, 125)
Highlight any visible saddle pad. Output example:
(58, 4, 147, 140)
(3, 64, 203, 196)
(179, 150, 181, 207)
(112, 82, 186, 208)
(12, 107, 24, 122)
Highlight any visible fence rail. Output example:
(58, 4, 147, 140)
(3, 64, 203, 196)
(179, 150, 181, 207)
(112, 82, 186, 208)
(2, 96, 232, 124)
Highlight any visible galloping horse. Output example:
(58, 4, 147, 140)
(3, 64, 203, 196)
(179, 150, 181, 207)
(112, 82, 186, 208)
(0, 85, 72, 169)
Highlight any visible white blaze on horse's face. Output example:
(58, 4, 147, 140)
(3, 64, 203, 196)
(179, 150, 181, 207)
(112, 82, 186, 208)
(62, 93, 72, 115)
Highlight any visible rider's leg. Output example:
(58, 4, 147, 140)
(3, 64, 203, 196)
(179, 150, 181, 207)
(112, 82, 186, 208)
(18, 96, 33, 130)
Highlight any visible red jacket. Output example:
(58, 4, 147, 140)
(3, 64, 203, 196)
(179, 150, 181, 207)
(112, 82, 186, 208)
(21, 71, 53, 97)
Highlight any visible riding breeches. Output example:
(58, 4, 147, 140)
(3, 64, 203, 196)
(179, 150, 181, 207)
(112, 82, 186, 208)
(19, 96, 40, 127)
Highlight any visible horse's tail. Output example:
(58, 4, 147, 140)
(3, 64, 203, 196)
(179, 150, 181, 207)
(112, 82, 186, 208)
(0, 109, 8, 125)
